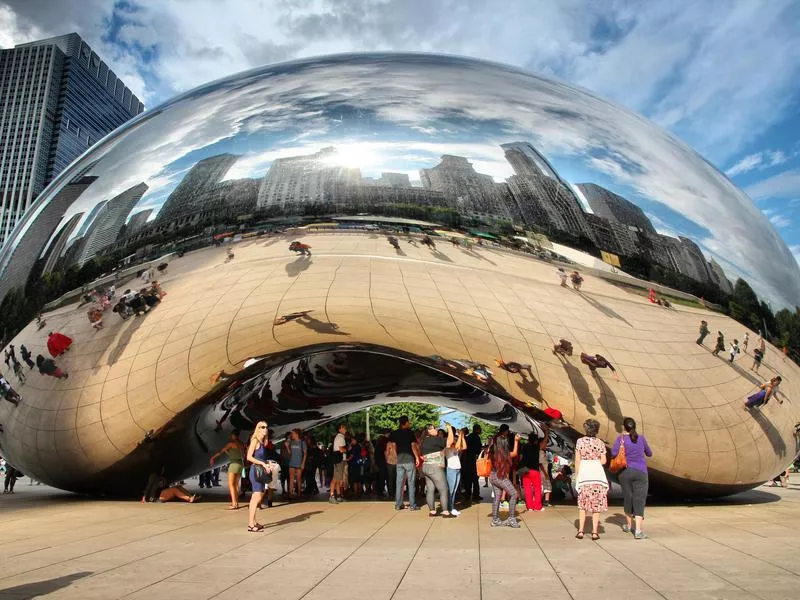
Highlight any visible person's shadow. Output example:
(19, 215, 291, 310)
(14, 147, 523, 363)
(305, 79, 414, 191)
(0, 572, 92, 597)
(750, 409, 788, 457)
(430, 249, 453, 262)
(579, 293, 632, 327)
(263, 511, 323, 528)
(296, 314, 349, 336)
(515, 371, 544, 403)
(563, 361, 596, 415)
(596, 376, 623, 433)
(286, 256, 312, 277)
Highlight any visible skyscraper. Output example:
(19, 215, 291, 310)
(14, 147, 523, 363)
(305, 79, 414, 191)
(576, 183, 656, 234)
(76, 183, 148, 265)
(257, 147, 361, 210)
(420, 155, 505, 216)
(707, 258, 734, 295)
(501, 143, 593, 239)
(0, 174, 97, 298)
(125, 209, 153, 237)
(0, 33, 144, 245)
(156, 154, 239, 222)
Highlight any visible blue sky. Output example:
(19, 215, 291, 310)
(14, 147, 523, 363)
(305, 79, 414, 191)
(1, 0, 798, 288)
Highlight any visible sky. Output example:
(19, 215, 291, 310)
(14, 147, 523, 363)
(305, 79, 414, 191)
(1, 0, 798, 305)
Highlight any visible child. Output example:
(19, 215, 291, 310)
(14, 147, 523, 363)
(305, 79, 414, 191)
(729, 339, 741, 363)
(712, 332, 725, 356)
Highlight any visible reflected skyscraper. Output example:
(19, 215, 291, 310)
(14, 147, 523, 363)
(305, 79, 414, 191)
(0, 33, 143, 246)
(157, 154, 239, 222)
(577, 183, 656, 235)
(420, 155, 506, 217)
(0, 175, 97, 299)
(125, 209, 153, 237)
(257, 147, 361, 210)
(76, 183, 148, 265)
(708, 258, 734, 295)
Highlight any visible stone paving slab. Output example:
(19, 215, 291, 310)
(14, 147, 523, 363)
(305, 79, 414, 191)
(1, 476, 800, 599)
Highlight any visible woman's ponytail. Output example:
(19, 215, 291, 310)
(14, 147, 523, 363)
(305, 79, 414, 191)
(623, 417, 638, 443)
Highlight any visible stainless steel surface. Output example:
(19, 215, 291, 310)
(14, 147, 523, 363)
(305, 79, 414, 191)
(0, 53, 797, 496)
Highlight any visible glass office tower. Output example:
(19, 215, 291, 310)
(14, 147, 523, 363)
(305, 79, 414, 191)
(0, 33, 143, 246)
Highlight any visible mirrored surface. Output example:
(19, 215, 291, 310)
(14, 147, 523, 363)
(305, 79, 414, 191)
(0, 53, 797, 497)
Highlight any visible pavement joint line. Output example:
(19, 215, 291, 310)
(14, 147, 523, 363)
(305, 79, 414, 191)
(203, 504, 368, 599)
(2, 503, 235, 579)
(118, 508, 318, 599)
(296, 505, 406, 599)
(661, 518, 800, 578)
(368, 258, 400, 344)
(520, 514, 576, 600)
(548, 506, 670, 599)
(387, 509, 437, 600)
(474, 501, 483, 600)
(0, 549, 166, 594)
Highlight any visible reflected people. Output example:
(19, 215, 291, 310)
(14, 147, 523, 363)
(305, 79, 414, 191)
(0, 53, 797, 500)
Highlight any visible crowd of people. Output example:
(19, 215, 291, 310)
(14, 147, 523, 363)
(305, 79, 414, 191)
(139, 412, 659, 537)
(696, 320, 784, 410)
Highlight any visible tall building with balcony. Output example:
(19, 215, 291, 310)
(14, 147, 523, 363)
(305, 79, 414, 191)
(156, 154, 239, 222)
(576, 183, 656, 235)
(0, 33, 144, 246)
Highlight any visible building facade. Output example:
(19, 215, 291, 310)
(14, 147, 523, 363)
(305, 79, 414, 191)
(420, 155, 504, 216)
(576, 183, 656, 235)
(156, 154, 239, 222)
(708, 258, 734, 295)
(0, 33, 143, 246)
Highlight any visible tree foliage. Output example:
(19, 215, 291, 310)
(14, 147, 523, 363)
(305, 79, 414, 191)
(311, 402, 441, 442)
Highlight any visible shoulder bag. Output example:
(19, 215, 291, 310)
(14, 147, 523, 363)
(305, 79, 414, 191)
(476, 449, 492, 478)
(609, 436, 626, 474)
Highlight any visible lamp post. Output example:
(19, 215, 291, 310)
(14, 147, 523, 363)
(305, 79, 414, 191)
(366, 406, 371, 441)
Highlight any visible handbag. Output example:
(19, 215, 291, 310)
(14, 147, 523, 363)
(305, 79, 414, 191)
(609, 437, 627, 474)
(253, 464, 273, 484)
(476, 449, 492, 478)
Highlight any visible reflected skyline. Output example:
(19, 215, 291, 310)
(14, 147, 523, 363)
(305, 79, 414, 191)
(1, 53, 798, 307)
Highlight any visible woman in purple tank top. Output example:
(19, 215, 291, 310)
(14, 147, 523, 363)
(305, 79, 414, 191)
(611, 417, 652, 540)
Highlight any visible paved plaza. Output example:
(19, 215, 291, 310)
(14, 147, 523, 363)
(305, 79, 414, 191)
(1, 478, 799, 599)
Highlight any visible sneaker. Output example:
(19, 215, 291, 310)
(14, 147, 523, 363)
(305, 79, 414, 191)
(409, 505, 420, 511)
(506, 517, 521, 529)
(451, 508, 461, 516)
(621, 524, 631, 533)
(634, 531, 648, 540)
(490, 518, 504, 527)
(336, 497, 345, 503)
(395, 505, 406, 511)
(329, 497, 337, 504)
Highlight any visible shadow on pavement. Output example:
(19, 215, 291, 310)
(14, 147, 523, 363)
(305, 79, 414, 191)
(0, 572, 92, 597)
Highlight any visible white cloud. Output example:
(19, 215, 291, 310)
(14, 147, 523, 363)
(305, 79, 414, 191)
(726, 153, 763, 177)
(726, 149, 792, 177)
(746, 168, 800, 199)
(763, 208, 792, 229)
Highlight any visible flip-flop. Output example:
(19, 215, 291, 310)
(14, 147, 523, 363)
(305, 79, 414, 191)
(247, 525, 264, 532)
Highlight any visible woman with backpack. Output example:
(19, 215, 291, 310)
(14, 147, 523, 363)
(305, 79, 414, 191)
(611, 418, 653, 539)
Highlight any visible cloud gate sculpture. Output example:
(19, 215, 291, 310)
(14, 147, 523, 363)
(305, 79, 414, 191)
(0, 53, 798, 498)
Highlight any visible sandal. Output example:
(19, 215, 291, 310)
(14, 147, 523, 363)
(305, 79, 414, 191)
(247, 524, 264, 532)
(591, 533, 600, 541)
(575, 531, 584, 539)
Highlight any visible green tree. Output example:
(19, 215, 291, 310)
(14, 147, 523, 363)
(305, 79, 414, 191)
(465, 416, 499, 443)
(311, 402, 441, 442)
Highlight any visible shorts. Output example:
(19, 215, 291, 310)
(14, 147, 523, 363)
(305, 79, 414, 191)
(228, 462, 243, 475)
(333, 461, 346, 481)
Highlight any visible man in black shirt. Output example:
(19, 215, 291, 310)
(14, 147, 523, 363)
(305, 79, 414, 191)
(463, 424, 482, 502)
(388, 415, 420, 510)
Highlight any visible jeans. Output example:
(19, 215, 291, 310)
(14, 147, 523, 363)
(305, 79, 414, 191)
(521, 469, 542, 510)
(446, 467, 461, 513)
(422, 464, 449, 512)
(387, 463, 397, 498)
(395, 462, 416, 508)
